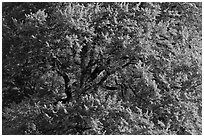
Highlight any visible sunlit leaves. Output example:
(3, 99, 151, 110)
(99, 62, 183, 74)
(2, 2, 202, 135)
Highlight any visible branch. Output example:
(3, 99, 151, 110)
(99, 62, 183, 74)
(102, 85, 119, 90)
(77, 57, 138, 97)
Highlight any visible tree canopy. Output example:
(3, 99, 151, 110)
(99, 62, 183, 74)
(2, 2, 202, 135)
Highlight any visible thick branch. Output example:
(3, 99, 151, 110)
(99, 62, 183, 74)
(80, 44, 89, 87)
(52, 57, 72, 103)
(97, 60, 134, 86)
(78, 59, 136, 96)
(102, 85, 119, 90)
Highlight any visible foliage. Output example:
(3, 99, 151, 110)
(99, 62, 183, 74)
(2, 2, 202, 135)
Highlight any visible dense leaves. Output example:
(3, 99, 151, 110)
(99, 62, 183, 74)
(2, 2, 202, 135)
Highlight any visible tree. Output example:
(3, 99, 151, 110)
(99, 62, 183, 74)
(2, 2, 202, 135)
